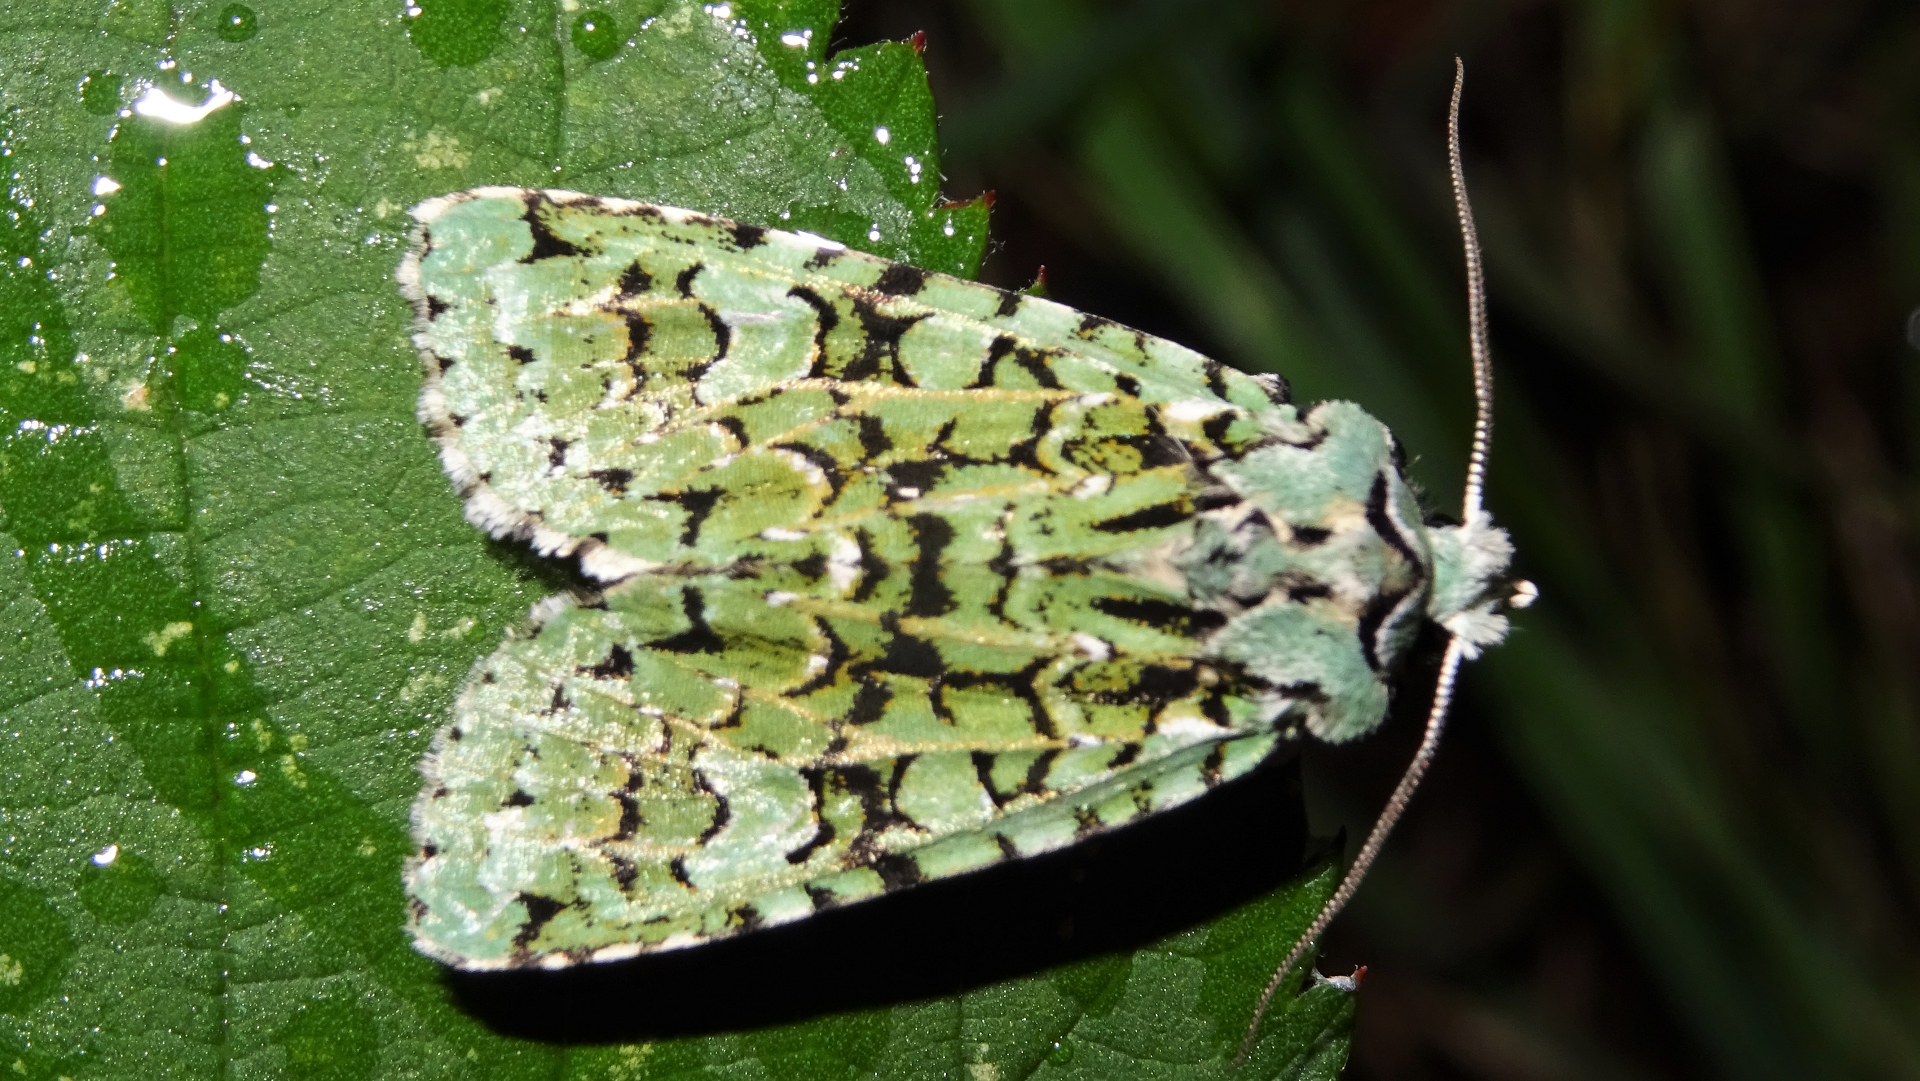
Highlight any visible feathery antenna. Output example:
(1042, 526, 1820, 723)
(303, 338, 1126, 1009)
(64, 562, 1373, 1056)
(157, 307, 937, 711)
(1233, 57, 1489, 1070)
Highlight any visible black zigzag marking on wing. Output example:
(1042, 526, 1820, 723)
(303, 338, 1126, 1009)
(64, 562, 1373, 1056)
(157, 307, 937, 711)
(873, 262, 928, 297)
(1093, 501, 1192, 534)
(621, 312, 652, 372)
(845, 292, 929, 384)
(788, 284, 840, 378)
(585, 643, 634, 679)
(1086, 663, 1202, 710)
(849, 527, 890, 603)
(784, 769, 837, 865)
(519, 193, 589, 262)
(1200, 743, 1229, 787)
(512, 892, 568, 948)
(1203, 359, 1231, 399)
(649, 587, 726, 653)
(846, 677, 892, 726)
(1253, 371, 1292, 404)
(904, 514, 957, 619)
(774, 440, 847, 499)
(887, 454, 947, 498)
(1010, 344, 1064, 389)
(1089, 595, 1228, 638)
(589, 467, 633, 495)
(940, 660, 1058, 740)
(692, 769, 731, 845)
(1109, 433, 1192, 469)
(971, 335, 1017, 389)
(610, 790, 642, 841)
(787, 616, 850, 698)
(689, 303, 731, 382)
(875, 612, 943, 680)
(726, 221, 768, 250)
(969, 747, 1063, 808)
(644, 487, 720, 547)
(829, 760, 921, 867)
(1201, 412, 1239, 449)
(856, 414, 892, 459)
(1355, 588, 1411, 672)
(618, 260, 653, 296)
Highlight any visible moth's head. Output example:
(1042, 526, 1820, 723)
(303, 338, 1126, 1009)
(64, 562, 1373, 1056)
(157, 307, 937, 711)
(1421, 510, 1519, 660)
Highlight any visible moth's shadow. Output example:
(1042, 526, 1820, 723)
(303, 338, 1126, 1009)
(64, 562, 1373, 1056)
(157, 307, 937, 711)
(446, 751, 1314, 1042)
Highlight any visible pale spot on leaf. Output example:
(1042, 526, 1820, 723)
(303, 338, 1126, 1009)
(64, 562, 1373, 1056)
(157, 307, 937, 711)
(408, 130, 471, 170)
(143, 621, 192, 656)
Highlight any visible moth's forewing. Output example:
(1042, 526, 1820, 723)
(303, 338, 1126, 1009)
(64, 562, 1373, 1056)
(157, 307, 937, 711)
(401, 189, 1434, 968)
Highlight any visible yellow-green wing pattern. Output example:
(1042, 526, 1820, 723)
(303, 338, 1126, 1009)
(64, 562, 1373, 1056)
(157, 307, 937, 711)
(398, 188, 1502, 969)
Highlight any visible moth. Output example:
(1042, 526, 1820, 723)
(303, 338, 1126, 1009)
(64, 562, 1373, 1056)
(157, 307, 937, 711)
(400, 60, 1522, 1056)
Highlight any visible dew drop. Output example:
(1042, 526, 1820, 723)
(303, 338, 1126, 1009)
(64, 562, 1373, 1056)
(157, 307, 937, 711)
(217, 4, 258, 41)
(571, 10, 621, 61)
(76, 848, 164, 927)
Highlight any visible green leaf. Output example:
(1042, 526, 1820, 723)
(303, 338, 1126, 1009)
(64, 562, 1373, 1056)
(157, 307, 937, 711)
(0, 1, 1351, 1077)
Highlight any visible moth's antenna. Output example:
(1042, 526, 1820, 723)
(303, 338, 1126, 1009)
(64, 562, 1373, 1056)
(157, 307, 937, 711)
(1233, 640, 1466, 1067)
(1450, 56, 1493, 521)
(1234, 59, 1485, 1069)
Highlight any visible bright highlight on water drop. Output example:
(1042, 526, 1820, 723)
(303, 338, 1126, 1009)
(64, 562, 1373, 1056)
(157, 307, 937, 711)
(132, 79, 236, 125)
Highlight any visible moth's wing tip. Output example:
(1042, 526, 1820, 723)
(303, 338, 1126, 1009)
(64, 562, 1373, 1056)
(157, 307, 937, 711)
(406, 187, 476, 226)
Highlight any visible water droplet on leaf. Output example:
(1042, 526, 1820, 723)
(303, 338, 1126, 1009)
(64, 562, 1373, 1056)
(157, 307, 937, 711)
(571, 10, 621, 62)
(75, 848, 165, 926)
(217, 3, 257, 41)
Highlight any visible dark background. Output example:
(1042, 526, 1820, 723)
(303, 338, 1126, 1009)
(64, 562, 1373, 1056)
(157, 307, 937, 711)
(832, 1, 1920, 1079)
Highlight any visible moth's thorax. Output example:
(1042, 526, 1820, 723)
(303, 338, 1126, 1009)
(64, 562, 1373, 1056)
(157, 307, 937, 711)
(1170, 400, 1437, 742)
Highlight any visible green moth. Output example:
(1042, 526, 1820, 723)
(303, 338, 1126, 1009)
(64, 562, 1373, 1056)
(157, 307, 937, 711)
(398, 78, 1521, 999)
